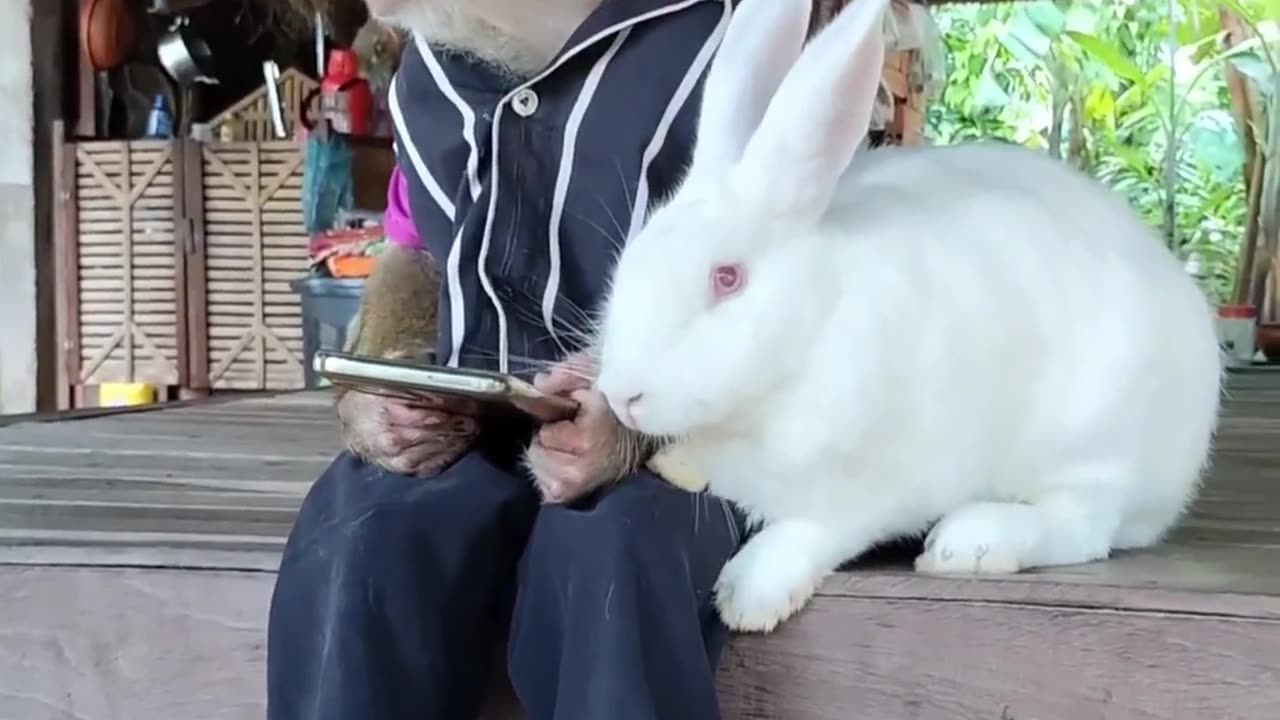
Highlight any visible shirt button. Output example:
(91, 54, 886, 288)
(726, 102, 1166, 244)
(511, 88, 539, 117)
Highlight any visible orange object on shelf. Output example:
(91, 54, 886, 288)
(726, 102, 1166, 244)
(327, 254, 377, 278)
(81, 0, 135, 71)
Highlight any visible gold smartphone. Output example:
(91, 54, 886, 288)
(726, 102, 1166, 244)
(313, 350, 579, 422)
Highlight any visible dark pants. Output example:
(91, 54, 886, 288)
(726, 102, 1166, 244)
(266, 449, 744, 720)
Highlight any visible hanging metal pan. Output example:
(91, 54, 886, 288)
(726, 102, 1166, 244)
(157, 21, 217, 86)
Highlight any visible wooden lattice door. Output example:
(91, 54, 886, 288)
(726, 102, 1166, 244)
(59, 141, 186, 397)
(195, 141, 310, 391)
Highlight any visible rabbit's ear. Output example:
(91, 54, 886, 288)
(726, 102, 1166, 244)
(735, 0, 890, 220)
(689, 0, 813, 176)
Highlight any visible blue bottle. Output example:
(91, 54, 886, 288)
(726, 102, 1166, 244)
(144, 95, 173, 138)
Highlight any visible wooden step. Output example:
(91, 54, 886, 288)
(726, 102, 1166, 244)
(1, 370, 1278, 718)
(4, 552, 1279, 720)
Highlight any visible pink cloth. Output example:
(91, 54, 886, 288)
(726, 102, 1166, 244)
(384, 166, 424, 251)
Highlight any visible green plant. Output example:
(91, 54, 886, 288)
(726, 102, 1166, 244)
(927, 0, 1277, 304)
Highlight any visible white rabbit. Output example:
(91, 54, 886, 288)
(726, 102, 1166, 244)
(594, 0, 1224, 633)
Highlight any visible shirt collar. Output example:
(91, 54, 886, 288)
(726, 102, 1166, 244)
(417, 0, 729, 97)
(557, 0, 727, 65)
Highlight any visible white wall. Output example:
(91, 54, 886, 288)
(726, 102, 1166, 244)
(0, 0, 34, 415)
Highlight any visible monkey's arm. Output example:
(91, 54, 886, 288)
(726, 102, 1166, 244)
(334, 244, 442, 403)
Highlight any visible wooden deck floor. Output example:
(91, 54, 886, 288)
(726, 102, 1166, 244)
(1, 370, 1278, 719)
(0, 392, 334, 569)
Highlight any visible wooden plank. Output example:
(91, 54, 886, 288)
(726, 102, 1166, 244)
(0, 510, 295, 543)
(174, 140, 191, 391)
(0, 421, 337, 455)
(4, 560, 1277, 720)
(3, 376, 1280, 720)
(0, 454, 328, 497)
(69, 140, 186, 395)
(718, 594, 1280, 720)
(820, 545, 1280, 619)
(0, 440, 331, 464)
(52, 124, 78, 411)
(122, 144, 135, 376)
(0, 372, 1276, 590)
(251, 142, 266, 389)
(2, 366, 1280, 712)
(200, 141, 308, 392)
(208, 68, 317, 142)
(0, 417, 334, 451)
(0, 483, 304, 507)
(0, 466, 311, 494)
(0, 566, 271, 718)
(182, 146, 211, 395)
(31, 2, 66, 413)
(0, 545, 280, 570)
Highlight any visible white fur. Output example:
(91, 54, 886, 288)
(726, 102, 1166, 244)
(367, 0, 603, 78)
(596, 0, 1223, 633)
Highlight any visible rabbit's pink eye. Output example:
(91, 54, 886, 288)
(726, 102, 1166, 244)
(711, 263, 745, 301)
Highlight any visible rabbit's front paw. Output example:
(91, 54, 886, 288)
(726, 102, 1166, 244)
(714, 523, 831, 632)
(915, 501, 1036, 575)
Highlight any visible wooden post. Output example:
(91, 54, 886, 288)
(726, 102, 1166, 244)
(51, 122, 81, 410)
(74, 0, 97, 138)
(31, 0, 71, 412)
(180, 139, 210, 398)
(1221, 10, 1259, 197)
(173, 139, 191, 394)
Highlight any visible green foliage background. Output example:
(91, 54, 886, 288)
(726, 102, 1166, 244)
(927, 0, 1278, 303)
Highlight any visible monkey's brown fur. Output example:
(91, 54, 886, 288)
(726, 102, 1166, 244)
(333, 245, 441, 405)
(347, 245, 441, 357)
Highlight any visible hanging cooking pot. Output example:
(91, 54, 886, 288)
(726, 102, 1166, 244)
(157, 18, 217, 86)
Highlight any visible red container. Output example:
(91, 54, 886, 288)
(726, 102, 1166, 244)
(320, 49, 374, 136)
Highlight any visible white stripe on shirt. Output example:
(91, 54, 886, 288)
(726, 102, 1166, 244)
(414, 40, 483, 367)
(388, 74, 456, 221)
(479, 0, 719, 373)
(408, 0, 720, 371)
(542, 29, 633, 347)
(416, 37, 483, 202)
(629, 0, 732, 237)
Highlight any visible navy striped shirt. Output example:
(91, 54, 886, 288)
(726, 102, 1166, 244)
(390, 0, 733, 374)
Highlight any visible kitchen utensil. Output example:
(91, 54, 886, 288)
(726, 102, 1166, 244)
(157, 16, 216, 139)
(314, 11, 326, 77)
(157, 16, 217, 86)
(262, 61, 288, 138)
